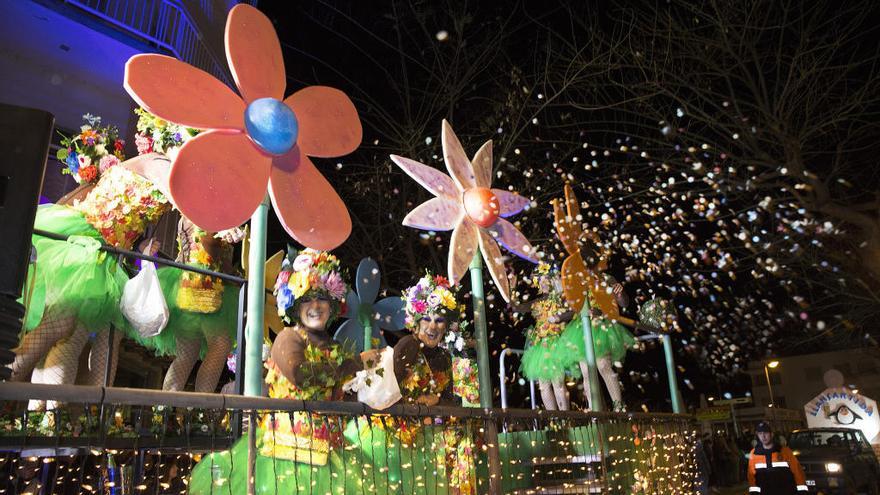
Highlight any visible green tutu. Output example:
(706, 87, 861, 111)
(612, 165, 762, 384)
(137, 267, 239, 357)
(566, 316, 635, 363)
(520, 319, 585, 381)
(22, 204, 129, 334)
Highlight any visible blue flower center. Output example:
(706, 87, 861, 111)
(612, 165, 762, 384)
(244, 98, 299, 155)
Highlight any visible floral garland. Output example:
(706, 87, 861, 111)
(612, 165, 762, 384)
(274, 249, 348, 325)
(402, 273, 462, 328)
(133, 107, 198, 157)
(452, 356, 480, 404)
(72, 166, 169, 249)
(56, 113, 125, 184)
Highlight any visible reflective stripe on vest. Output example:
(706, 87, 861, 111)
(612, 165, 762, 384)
(772, 461, 790, 468)
(754, 462, 767, 469)
(796, 486, 808, 492)
(749, 487, 761, 493)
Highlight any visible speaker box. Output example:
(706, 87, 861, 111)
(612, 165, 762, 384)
(0, 103, 54, 298)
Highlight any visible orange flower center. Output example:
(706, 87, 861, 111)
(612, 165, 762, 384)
(462, 187, 500, 228)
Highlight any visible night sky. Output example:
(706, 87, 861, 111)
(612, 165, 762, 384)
(246, 0, 880, 411)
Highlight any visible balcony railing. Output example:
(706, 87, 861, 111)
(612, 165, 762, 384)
(64, 0, 234, 86)
(0, 382, 699, 494)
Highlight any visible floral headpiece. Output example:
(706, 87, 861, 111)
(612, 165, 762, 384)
(274, 248, 348, 326)
(133, 108, 198, 157)
(529, 262, 560, 290)
(56, 113, 125, 185)
(403, 272, 462, 329)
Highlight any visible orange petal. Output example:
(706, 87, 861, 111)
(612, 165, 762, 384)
(269, 148, 352, 250)
(471, 140, 493, 188)
(441, 120, 476, 190)
(225, 4, 285, 103)
(448, 218, 478, 286)
(285, 86, 362, 158)
(169, 131, 270, 232)
(390, 155, 458, 198)
(125, 54, 244, 130)
(561, 254, 589, 312)
(402, 197, 462, 231)
(478, 229, 511, 302)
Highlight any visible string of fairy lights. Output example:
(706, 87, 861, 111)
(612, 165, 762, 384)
(0, 406, 698, 494)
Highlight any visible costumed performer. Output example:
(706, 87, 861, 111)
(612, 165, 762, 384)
(514, 262, 582, 411)
(572, 249, 635, 412)
(188, 248, 364, 495)
(130, 109, 245, 393)
(11, 114, 170, 407)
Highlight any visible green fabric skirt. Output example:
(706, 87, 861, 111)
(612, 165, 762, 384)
(520, 319, 585, 381)
(22, 204, 130, 335)
(565, 316, 636, 363)
(137, 267, 239, 357)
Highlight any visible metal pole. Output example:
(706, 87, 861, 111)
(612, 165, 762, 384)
(662, 334, 684, 413)
(764, 364, 775, 408)
(730, 403, 740, 437)
(579, 303, 604, 412)
(244, 196, 269, 397)
(468, 252, 492, 408)
(361, 314, 373, 352)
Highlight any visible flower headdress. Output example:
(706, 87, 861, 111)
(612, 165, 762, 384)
(402, 272, 462, 329)
(274, 248, 348, 326)
(529, 261, 560, 290)
(56, 113, 125, 184)
(133, 108, 198, 157)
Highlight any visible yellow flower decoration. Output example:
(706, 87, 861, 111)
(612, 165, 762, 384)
(438, 288, 457, 310)
(290, 271, 311, 298)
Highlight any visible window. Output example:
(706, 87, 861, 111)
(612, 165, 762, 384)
(805, 366, 822, 381)
(774, 396, 786, 408)
(769, 373, 782, 385)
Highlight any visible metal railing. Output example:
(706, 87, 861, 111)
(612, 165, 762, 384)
(64, 0, 233, 86)
(0, 382, 699, 495)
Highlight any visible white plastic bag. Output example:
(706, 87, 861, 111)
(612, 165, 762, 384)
(120, 261, 169, 338)
(343, 347, 401, 410)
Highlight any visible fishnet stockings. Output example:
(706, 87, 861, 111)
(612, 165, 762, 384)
(85, 330, 122, 386)
(194, 334, 232, 393)
(162, 337, 200, 391)
(30, 324, 89, 411)
(11, 307, 76, 381)
(537, 378, 569, 411)
(579, 357, 623, 411)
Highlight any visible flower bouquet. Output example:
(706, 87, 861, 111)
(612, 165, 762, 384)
(133, 107, 198, 159)
(56, 113, 125, 184)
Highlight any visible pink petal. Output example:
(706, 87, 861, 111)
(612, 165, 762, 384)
(478, 229, 511, 303)
(169, 131, 270, 232)
(402, 197, 462, 231)
(269, 147, 352, 250)
(225, 4, 285, 102)
(471, 140, 493, 188)
(441, 120, 476, 191)
(493, 189, 530, 217)
(487, 218, 538, 263)
(390, 155, 459, 198)
(285, 86, 362, 158)
(124, 54, 245, 131)
(448, 218, 478, 286)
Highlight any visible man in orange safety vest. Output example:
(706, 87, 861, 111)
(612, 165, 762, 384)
(747, 421, 808, 494)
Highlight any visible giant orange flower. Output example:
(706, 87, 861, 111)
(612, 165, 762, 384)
(123, 4, 361, 250)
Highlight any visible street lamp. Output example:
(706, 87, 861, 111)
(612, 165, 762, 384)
(764, 360, 780, 407)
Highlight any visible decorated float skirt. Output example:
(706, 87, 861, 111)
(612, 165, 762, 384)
(189, 358, 353, 494)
